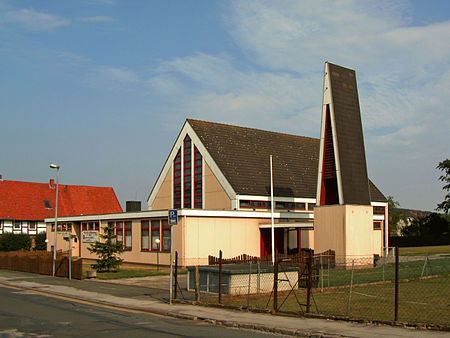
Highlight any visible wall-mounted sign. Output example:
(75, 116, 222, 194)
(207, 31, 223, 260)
(168, 209, 178, 226)
(82, 230, 98, 243)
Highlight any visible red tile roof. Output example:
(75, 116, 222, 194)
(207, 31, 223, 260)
(0, 180, 122, 220)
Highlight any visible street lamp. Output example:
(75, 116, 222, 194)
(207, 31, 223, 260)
(155, 238, 160, 271)
(50, 164, 60, 277)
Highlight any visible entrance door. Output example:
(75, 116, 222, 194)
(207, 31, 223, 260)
(259, 228, 284, 257)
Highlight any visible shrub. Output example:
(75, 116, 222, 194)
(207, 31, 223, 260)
(33, 232, 47, 251)
(0, 233, 32, 251)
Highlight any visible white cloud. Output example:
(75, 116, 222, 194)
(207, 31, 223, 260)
(1, 8, 70, 30)
(77, 16, 114, 22)
(95, 66, 139, 83)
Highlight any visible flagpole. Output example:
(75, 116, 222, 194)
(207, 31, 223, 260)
(270, 155, 275, 265)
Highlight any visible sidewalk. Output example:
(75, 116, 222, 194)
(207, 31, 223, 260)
(0, 270, 447, 337)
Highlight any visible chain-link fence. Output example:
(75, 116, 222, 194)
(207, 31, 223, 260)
(176, 249, 449, 327)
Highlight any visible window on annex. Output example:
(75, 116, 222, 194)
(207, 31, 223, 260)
(194, 146, 202, 209)
(125, 221, 132, 250)
(183, 135, 192, 208)
(151, 220, 160, 251)
(0, 221, 3, 230)
(141, 221, 149, 251)
(149, 219, 171, 252)
(162, 220, 171, 251)
(116, 222, 123, 244)
(82, 222, 99, 231)
(308, 203, 315, 210)
(51, 223, 72, 232)
(13, 221, 21, 230)
(373, 206, 385, 215)
(114, 221, 132, 250)
(373, 221, 382, 230)
(173, 149, 182, 209)
(295, 202, 306, 210)
(240, 200, 251, 208)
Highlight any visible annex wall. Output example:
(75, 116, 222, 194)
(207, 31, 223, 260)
(183, 216, 261, 266)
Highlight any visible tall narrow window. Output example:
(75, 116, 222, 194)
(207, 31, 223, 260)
(151, 220, 160, 251)
(194, 146, 202, 209)
(125, 221, 132, 250)
(183, 135, 192, 208)
(173, 149, 182, 209)
(141, 221, 149, 251)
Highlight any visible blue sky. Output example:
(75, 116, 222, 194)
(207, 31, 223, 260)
(1, 0, 449, 212)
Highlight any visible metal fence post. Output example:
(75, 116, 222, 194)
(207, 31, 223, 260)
(257, 262, 261, 294)
(247, 261, 252, 308)
(174, 251, 178, 300)
(273, 251, 278, 312)
(327, 256, 330, 288)
(395, 246, 399, 321)
(346, 260, 355, 317)
(320, 255, 323, 292)
(218, 250, 222, 304)
(306, 251, 312, 313)
(195, 265, 200, 302)
(421, 256, 430, 277)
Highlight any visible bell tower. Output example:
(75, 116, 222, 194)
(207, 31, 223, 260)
(314, 62, 373, 261)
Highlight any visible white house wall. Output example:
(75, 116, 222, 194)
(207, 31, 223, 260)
(0, 220, 46, 235)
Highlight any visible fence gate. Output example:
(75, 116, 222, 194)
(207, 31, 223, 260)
(275, 255, 318, 314)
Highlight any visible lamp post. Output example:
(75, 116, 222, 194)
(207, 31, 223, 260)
(155, 238, 160, 271)
(50, 164, 60, 277)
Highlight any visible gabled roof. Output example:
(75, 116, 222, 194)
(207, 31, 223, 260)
(187, 119, 386, 202)
(0, 180, 123, 220)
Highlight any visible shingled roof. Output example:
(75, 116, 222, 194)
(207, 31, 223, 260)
(187, 119, 386, 202)
(0, 180, 123, 220)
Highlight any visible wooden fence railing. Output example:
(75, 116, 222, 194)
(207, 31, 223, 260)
(0, 250, 83, 279)
(208, 249, 335, 266)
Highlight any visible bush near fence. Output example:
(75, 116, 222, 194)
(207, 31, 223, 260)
(183, 249, 450, 328)
(0, 250, 83, 279)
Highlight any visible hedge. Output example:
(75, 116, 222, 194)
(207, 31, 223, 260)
(0, 233, 32, 251)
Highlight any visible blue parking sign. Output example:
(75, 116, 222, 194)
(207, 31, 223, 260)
(168, 209, 178, 225)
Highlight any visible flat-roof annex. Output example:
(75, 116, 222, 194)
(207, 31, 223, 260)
(45, 208, 314, 223)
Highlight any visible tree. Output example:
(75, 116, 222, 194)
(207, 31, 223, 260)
(436, 159, 450, 214)
(400, 215, 424, 237)
(401, 213, 449, 239)
(88, 224, 124, 272)
(387, 196, 407, 235)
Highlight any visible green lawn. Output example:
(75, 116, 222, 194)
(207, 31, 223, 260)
(216, 254, 450, 326)
(318, 257, 450, 288)
(221, 275, 450, 326)
(399, 245, 450, 256)
(83, 261, 186, 280)
(95, 268, 170, 280)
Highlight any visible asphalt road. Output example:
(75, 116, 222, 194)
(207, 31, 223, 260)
(0, 285, 282, 337)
